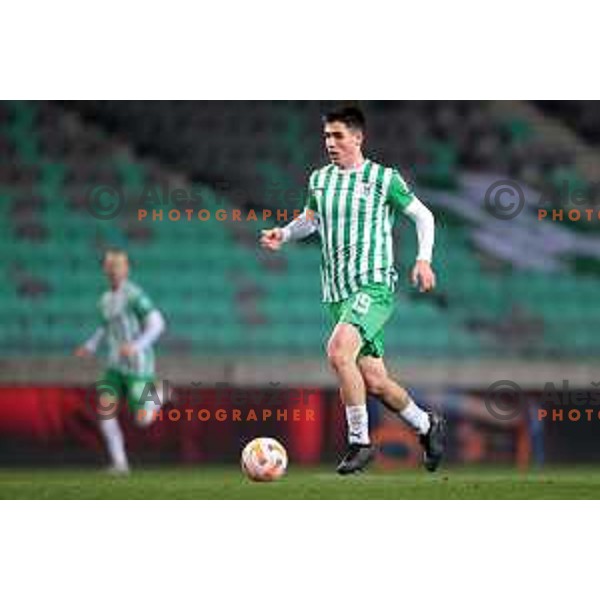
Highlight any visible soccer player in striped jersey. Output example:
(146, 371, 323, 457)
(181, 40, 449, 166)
(74, 249, 167, 474)
(261, 106, 445, 474)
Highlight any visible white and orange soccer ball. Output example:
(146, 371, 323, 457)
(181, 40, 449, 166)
(241, 437, 288, 482)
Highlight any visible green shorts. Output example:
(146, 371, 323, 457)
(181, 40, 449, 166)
(99, 369, 156, 413)
(325, 283, 395, 358)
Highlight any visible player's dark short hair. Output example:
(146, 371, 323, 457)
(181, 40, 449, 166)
(323, 106, 366, 132)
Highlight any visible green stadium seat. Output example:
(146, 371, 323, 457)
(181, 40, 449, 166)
(0, 100, 598, 361)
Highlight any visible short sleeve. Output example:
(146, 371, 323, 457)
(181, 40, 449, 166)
(130, 289, 155, 320)
(386, 169, 415, 212)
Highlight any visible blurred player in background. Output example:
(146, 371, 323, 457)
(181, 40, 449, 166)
(261, 106, 445, 475)
(74, 249, 167, 474)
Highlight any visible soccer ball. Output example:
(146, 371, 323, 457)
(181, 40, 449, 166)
(241, 437, 288, 482)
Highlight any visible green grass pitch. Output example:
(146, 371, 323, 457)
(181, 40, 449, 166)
(1, 466, 600, 499)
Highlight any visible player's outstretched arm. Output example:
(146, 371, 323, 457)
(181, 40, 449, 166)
(260, 208, 319, 252)
(404, 198, 436, 293)
(74, 326, 105, 358)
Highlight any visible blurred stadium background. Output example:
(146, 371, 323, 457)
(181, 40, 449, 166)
(1, 100, 599, 473)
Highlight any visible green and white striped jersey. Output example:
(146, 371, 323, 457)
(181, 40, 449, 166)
(98, 280, 156, 376)
(306, 159, 415, 302)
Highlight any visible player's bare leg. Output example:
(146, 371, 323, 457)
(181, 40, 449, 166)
(97, 391, 129, 474)
(327, 323, 365, 408)
(327, 323, 376, 474)
(358, 356, 446, 471)
(358, 356, 421, 419)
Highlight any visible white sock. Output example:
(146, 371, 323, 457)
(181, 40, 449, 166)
(399, 401, 430, 435)
(99, 418, 129, 469)
(345, 405, 370, 445)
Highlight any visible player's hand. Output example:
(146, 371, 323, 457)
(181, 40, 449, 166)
(260, 228, 284, 251)
(74, 346, 92, 358)
(119, 342, 138, 357)
(411, 260, 436, 292)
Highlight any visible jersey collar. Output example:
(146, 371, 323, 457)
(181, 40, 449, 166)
(334, 158, 369, 175)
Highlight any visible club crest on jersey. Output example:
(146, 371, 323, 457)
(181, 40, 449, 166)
(359, 182, 373, 197)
